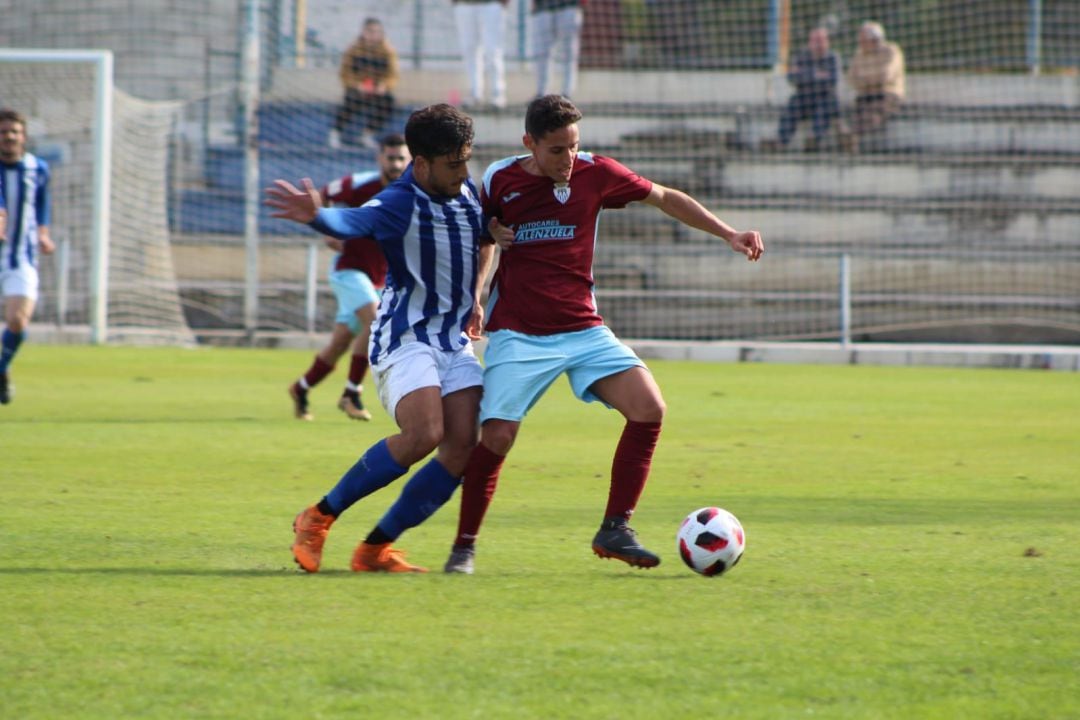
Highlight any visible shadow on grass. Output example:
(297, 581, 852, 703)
(0, 566, 700, 580)
(0, 417, 268, 425)
(0, 566, 305, 577)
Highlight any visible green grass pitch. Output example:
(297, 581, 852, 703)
(1, 345, 1077, 719)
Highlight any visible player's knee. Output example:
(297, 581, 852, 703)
(411, 420, 445, 457)
(480, 420, 518, 456)
(642, 398, 666, 423)
(628, 396, 666, 424)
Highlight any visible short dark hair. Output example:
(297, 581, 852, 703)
(525, 95, 582, 140)
(379, 132, 406, 150)
(404, 104, 474, 160)
(0, 108, 27, 128)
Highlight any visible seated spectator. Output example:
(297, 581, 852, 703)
(329, 17, 399, 149)
(775, 28, 840, 152)
(845, 21, 905, 150)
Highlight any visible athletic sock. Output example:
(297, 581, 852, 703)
(323, 439, 408, 516)
(347, 353, 369, 388)
(453, 443, 505, 547)
(604, 421, 662, 523)
(0, 329, 25, 373)
(301, 356, 335, 389)
(372, 458, 461, 542)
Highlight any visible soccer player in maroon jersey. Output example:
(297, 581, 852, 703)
(445, 95, 764, 573)
(287, 134, 410, 421)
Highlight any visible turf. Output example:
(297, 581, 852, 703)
(1, 345, 1077, 719)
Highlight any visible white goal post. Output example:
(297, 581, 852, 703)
(0, 48, 193, 345)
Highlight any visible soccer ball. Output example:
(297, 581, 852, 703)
(677, 507, 745, 577)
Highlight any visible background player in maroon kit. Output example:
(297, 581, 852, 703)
(288, 134, 410, 421)
(445, 95, 764, 574)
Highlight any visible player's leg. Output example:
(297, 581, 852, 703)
(354, 346, 484, 572)
(555, 5, 584, 98)
(338, 299, 378, 420)
(291, 344, 442, 572)
(533, 10, 556, 97)
(565, 327, 664, 568)
(288, 322, 351, 420)
(0, 266, 38, 405)
(446, 330, 565, 572)
(480, 1, 507, 108)
(454, 5, 483, 105)
(0, 297, 31, 404)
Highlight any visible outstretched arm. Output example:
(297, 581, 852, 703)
(264, 178, 321, 224)
(641, 183, 764, 261)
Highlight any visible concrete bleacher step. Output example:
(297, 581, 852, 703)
(707, 155, 1080, 200)
(600, 196, 1080, 250)
(468, 100, 1080, 156)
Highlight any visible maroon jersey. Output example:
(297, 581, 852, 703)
(482, 152, 652, 335)
(321, 170, 388, 287)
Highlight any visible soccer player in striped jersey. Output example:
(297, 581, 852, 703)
(287, 133, 410, 422)
(445, 95, 764, 574)
(0, 109, 55, 405)
(266, 104, 503, 573)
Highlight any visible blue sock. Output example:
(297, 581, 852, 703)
(0, 329, 25, 374)
(323, 439, 408, 516)
(375, 459, 462, 541)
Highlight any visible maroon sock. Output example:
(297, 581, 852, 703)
(348, 353, 369, 388)
(454, 443, 506, 547)
(302, 356, 334, 389)
(605, 421, 662, 522)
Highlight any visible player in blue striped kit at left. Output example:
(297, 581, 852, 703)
(0, 109, 55, 405)
(266, 103, 504, 573)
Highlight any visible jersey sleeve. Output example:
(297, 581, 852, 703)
(596, 155, 652, 209)
(35, 161, 51, 226)
(309, 186, 411, 244)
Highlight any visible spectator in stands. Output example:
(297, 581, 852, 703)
(453, 0, 508, 110)
(774, 28, 840, 152)
(329, 17, 399, 150)
(845, 21, 905, 151)
(532, 0, 585, 99)
(287, 134, 410, 423)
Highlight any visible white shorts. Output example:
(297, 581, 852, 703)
(0, 264, 39, 302)
(373, 340, 484, 421)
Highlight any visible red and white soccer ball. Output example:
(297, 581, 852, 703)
(677, 507, 745, 577)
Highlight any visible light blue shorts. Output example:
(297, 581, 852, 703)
(480, 325, 646, 423)
(329, 268, 380, 334)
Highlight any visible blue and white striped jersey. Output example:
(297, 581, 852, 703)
(309, 165, 485, 362)
(0, 152, 51, 271)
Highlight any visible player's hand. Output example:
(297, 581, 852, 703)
(264, 178, 322, 224)
(323, 237, 345, 252)
(465, 301, 485, 341)
(729, 230, 764, 262)
(488, 216, 515, 250)
(38, 233, 56, 256)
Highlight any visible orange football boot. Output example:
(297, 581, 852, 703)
(351, 542, 428, 573)
(291, 505, 335, 572)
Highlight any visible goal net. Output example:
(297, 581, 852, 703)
(0, 50, 193, 344)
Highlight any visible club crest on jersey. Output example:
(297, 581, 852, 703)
(553, 183, 571, 204)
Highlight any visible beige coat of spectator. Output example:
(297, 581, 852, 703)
(847, 22, 905, 100)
